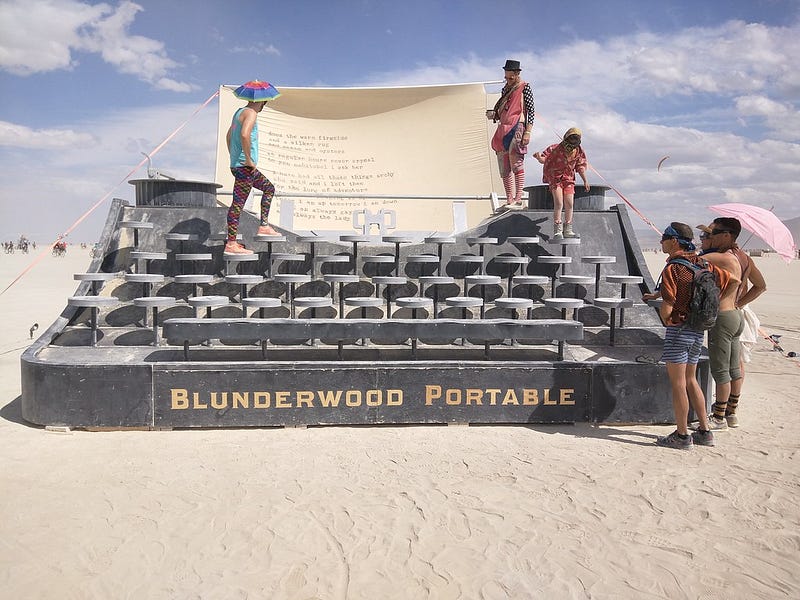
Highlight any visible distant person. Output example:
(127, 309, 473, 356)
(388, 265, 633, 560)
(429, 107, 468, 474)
(487, 59, 534, 211)
(225, 84, 281, 255)
(642, 222, 730, 449)
(533, 127, 589, 239)
(697, 218, 766, 428)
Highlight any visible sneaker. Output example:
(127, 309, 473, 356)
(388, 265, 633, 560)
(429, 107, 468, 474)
(257, 225, 280, 236)
(725, 413, 739, 428)
(224, 241, 254, 255)
(553, 222, 564, 240)
(691, 429, 716, 447)
(656, 430, 693, 450)
(563, 223, 580, 238)
(707, 415, 729, 431)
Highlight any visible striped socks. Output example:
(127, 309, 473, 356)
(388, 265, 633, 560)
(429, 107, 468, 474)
(502, 174, 515, 203)
(726, 393, 740, 416)
(514, 171, 525, 202)
(711, 400, 727, 420)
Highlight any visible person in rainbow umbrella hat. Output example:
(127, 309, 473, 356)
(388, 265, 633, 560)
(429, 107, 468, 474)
(225, 80, 281, 255)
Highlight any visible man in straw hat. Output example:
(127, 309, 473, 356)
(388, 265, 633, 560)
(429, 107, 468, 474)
(487, 60, 535, 211)
(533, 127, 589, 239)
(225, 80, 281, 255)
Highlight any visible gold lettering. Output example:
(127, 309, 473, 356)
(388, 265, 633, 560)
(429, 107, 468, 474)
(193, 392, 207, 409)
(233, 392, 249, 409)
(486, 389, 501, 405)
(465, 389, 483, 405)
(523, 389, 539, 405)
(445, 389, 462, 405)
(543, 389, 556, 405)
(254, 392, 270, 408)
(275, 391, 291, 408)
(425, 385, 442, 405)
(560, 388, 575, 405)
(318, 390, 342, 407)
(296, 391, 314, 408)
(366, 390, 381, 407)
(171, 388, 188, 410)
(502, 389, 519, 405)
(171, 386, 571, 412)
(210, 392, 227, 410)
(345, 390, 362, 407)
(386, 390, 403, 406)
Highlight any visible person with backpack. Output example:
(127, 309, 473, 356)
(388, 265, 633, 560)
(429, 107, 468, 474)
(643, 222, 731, 449)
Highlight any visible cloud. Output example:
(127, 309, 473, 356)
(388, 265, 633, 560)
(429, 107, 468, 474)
(0, 120, 95, 149)
(0, 0, 195, 91)
(213, 28, 280, 57)
(0, 101, 219, 241)
(735, 95, 800, 141)
(573, 109, 800, 229)
(2, 17, 799, 242)
(0, 0, 103, 74)
(229, 43, 281, 57)
(367, 20, 800, 116)
(620, 21, 800, 100)
(359, 18, 800, 227)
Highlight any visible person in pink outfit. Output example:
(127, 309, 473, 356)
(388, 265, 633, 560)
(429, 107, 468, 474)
(533, 127, 589, 239)
(487, 60, 535, 210)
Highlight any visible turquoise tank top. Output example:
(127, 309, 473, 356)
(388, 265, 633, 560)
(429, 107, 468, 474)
(229, 107, 259, 167)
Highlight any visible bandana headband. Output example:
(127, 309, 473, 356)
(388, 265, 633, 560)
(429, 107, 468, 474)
(663, 225, 696, 252)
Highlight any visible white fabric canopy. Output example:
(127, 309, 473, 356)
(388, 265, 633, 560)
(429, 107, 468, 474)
(215, 83, 503, 232)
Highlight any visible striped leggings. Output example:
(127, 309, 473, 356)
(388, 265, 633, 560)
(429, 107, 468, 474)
(496, 123, 526, 203)
(228, 167, 275, 241)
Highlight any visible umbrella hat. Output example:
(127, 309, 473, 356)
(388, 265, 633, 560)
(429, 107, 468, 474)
(233, 80, 280, 102)
(709, 203, 797, 263)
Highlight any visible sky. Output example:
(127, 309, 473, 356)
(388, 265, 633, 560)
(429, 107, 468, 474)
(1, 0, 799, 245)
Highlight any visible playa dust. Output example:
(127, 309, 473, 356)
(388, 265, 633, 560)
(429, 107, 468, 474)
(0, 249, 798, 599)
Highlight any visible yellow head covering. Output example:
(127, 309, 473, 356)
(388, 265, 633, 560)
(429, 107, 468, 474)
(561, 127, 582, 154)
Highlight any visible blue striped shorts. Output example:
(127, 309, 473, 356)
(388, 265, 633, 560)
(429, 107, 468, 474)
(661, 325, 704, 364)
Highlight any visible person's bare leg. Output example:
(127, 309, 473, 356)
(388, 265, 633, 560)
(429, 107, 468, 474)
(731, 367, 744, 396)
(498, 153, 514, 205)
(666, 362, 690, 435)
(564, 192, 575, 225)
(552, 187, 564, 223)
(686, 363, 709, 431)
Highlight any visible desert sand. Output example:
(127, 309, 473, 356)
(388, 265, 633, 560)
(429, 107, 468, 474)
(0, 246, 798, 599)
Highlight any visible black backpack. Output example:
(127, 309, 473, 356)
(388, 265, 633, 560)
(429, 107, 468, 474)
(667, 257, 720, 331)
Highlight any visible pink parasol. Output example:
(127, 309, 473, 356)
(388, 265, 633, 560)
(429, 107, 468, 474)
(709, 203, 796, 263)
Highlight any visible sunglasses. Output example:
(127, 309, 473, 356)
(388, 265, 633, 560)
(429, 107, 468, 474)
(660, 235, 675, 242)
(710, 229, 732, 236)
